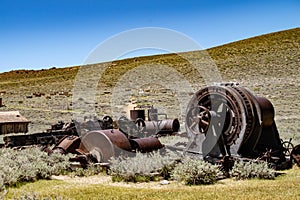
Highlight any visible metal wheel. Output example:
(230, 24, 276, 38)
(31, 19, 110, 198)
(282, 139, 294, 157)
(186, 86, 245, 145)
(185, 85, 249, 157)
(186, 106, 211, 134)
(81, 131, 115, 163)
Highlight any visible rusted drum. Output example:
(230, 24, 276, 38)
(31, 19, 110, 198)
(130, 137, 164, 153)
(81, 129, 131, 163)
(144, 119, 180, 135)
(53, 135, 81, 154)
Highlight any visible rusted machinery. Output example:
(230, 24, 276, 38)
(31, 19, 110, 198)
(1, 83, 298, 169)
(3, 121, 78, 147)
(52, 106, 179, 163)
(2, 115, 114, 148)
(185, 83, 287, 165)
(81, 129, 163, 162)
(52, 129, 164, 163)
(119, 106, 180, 137)
(75, 116, 114, 133)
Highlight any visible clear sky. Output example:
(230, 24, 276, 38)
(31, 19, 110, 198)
(0, 0, 299, 72)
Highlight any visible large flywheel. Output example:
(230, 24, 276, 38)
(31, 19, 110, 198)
(185, 83, 263, 158)
(81, 129, 132, 163)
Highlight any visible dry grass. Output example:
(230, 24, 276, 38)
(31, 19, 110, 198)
(5, 166, 300, 200)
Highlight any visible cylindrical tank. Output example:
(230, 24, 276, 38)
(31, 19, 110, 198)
(53, 135, 81, 154)
(129, 137, 164, 153)
(144, 119, 180, 135)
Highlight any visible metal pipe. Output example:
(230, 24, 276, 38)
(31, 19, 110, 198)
(144, 119, 180, 135)
(129, 137, 164, 152)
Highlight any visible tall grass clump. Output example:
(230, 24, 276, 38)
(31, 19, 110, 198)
(171, 157, 221, 185)
(109, 150, 180, 182)
(230, 160, 276, 180)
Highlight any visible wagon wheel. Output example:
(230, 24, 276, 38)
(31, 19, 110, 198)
(282, 140, 294, 157)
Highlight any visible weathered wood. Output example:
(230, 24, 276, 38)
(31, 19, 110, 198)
(0, 111, 30, 135)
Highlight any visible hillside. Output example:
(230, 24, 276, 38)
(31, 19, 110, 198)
(0, 27, 299, 143)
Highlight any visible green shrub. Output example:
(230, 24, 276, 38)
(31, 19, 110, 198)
(230, 161, 275, 180)
(71, 164, 104, 177)
(109, 150, 180, 182)
(0, 147, 72, 191)
(171, 158, 220, 185)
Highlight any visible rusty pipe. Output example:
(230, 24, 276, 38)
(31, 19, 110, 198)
(144, 119, 180, 135)
(129, 137, 164, 153)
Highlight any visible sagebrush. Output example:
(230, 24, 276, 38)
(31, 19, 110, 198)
(70, 164, 104, 177)
(0, 147, 72, 193)
(230, 160, 276, 180)
(171, 157, 221, 185)
(109, 150, 180, 182)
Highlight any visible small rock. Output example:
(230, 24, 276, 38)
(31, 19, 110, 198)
(160, 180, 169, 185)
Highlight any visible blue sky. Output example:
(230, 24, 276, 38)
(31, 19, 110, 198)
(0, 0, 299, 72)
